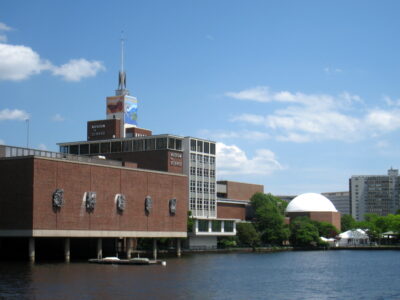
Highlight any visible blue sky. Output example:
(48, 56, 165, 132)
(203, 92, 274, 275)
(1, 1, 400, 195)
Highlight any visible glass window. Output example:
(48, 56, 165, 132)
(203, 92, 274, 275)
(168, 138, 175, 149)
(204, 169, 209, 177)
(198, 220, 208, 232)
(212, 220, 222, 232)
(210, 157, 215, 165)
(175, 139, 182, 150)
(190, 153, 196, 162)
(197, 168, 203, 176)
(156, 138, 167, 150)
(210, 170, 215, 178)
(90, 143, 99, 154)
(197, 181, 203, 192)
(204, 142, 209, 154)
(197, 154, 203, 163)
(210, 183, 215, 193)
(79, 144, 89, 155)
(123, 141, 132, 152)
(204, 182, 209, 192)
(210, 143, 216, 155)
(203, 156, 209, 164)
(224, 221, 234, 232)
(111, 141, 122, 153)
(133, 139, 144, 151)
(190, 180, 196, 192)
(60, 146, 68, 154)
(100, 142, 110, 153)
(190, 167, 196, 175)
(69, 145, 79, 155)
(190, 139, 196, 151)
(197, 141, 203, 152)
(145, 138, 155, 151)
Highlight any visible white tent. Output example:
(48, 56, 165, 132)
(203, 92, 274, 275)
(336, 229, 369, 247)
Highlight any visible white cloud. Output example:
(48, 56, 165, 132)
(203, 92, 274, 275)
(0, 109, 29, 121)
(0, 22, 12, 31)
(199, 129, 269, 141)
(52, 59, 105, 81)
(226, 86, 400, 143)
(0, 43, 52, 80)
(0, 35, 7, 42)
(216, 142, 283, 176)
(324, 67, 342, 74)
(0, 139, 4, 145)
(52, 113, 65, 122)
(38, 143, 47, 150)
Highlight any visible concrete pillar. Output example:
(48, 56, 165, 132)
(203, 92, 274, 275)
(29, 237, 35, 263)
(64, 238, 70, 263)
(126, 238, 133, 259)
(176, 238, 181, 257)
(153, 239, 157, 260)
(97, 238, 102, 259)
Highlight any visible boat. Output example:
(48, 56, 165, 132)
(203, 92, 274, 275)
(88, 257, 163, 265)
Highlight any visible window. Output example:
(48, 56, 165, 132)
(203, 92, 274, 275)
(203, 156, 209, 164)
(210, 170, 215, 178)
(198, 220, 208, 232)
(100, 143, 110, 153)
(197, 181, 203, 192)
(197, 154, 203, 163)
(190, 197, 196, 211)
(212, 220, 222, 232)
(197, 141, 203, 152)
(69, 145, 79, 155)
(145, 139, 155, 150)
(175, 139, 182, 150)
(191, 139, 196, 151)
(204, 169, 209, 177)
(133, 139, 144, 151)
(79, 144, 89, 155)
(90, 143, 99, 154)
(224, 221, 234, 232)
(210, 143, 216, 155)
(190, 180, 196, 192)
(168, 138, 175, 150)
(210, 183, 215, 193)
(197, 198, 203, 211)
(190, 167, 196, 175)
(210, 157, 215, 165)
(123, 141, 132, 152)
(111, 141, 122, 153)
(156, 138, 167, 150)
(204, 182, 209, 193)
(197, 168, 203, 177)
(190, 153, 196, 163)
(60, 146, 68, 154)
(204, 142, 209, 154)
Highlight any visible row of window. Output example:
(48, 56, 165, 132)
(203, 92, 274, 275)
(190, 139, 216, 155)
(189, 167, 216, 178)
(190, 181, 216, 193)
(190, 154, 216, 165)
(197, 220, 234, 233)
(61, 137, 183, 155)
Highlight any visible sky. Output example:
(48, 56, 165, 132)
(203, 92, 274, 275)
(1, 1, 400, 195)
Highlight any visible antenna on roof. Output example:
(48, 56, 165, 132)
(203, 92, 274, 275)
(117, 30, 128, 95)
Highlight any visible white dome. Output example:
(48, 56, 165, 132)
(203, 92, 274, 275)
(286, 193, 337, 213)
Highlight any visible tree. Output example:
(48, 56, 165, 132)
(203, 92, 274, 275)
(250, 193, 289, 245)
(341, 214, 356, 232)
(236, 222, 260, 248)
(289, 217, 320, 247)
(312, 221, 339, 238)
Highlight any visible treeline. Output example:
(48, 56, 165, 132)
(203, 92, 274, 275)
(220, 192, 339, 248)
(341, 213, 400, 241)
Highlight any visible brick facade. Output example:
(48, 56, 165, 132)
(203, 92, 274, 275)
(0, 157, 187, 237)
(216, 203, 246, 220)
(218, 181, 264, 201)
(87, 119, 121, 141)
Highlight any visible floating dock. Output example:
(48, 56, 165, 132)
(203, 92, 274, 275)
(88, 257, 166, 265)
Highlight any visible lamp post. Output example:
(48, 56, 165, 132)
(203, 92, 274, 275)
(25, 118, 30, 148)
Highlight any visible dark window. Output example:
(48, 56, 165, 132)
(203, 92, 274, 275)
(60, 146, 68, 154)
(175, 139, 182, 150)
(90, 143, 99, 154)
(168, 138, 175, 149)
(212, 220, 222, 232)
(123, 141, 132, 152)
(197, 141, 203, 152)
(210, 143, 216, 155)
(190, 139, 196, 151)
(145, 139, 155, 150)
(111, 141, 122, 153)
(198, 220, 208, 232)
(204, 142, 209, 153)
(79, 144, 89, 155)
(100, 143, 110, 153)
(69, 145, 78, 155)
(156, 138, 167, 150)
(224, 221, 234, 232)
(133, 139, 144, 151)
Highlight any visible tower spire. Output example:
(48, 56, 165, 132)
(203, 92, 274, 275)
(117, 31, 128, 96)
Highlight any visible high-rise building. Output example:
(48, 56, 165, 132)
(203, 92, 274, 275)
(350, 168, 400, 221)
(321, 191, 350, 216)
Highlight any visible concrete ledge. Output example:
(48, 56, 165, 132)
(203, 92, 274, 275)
(0, 230, 187, 238)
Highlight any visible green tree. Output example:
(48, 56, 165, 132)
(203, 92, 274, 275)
(341, 214, 356, 232)
(251, 193, 289, 245)
(236, 222, 260, 248)
(312, 221, 339, 238)
(289, 217, 320, 247)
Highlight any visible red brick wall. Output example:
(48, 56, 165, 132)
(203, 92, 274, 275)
(0, 158, 33, 229)
(221, 181, 264, 201)
(0, 157, 187, 234)
(125, 127, 152, 137)
(217, 203, 246, 220)
(309, 211, 341, 232)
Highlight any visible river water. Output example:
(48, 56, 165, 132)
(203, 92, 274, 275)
(1, 250, 400, 300)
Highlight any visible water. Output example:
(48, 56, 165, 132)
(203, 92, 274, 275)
(1, 250, 400, 300)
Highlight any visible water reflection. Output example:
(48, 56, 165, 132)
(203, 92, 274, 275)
(1, 251, 400, 299)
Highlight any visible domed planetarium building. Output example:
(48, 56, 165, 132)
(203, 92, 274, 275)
(285, 193, 341, 231)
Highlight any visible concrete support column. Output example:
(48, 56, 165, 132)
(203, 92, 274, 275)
(126, 238, 133, 259)
(176, 238, 181, 257)
(64, 238, 70, 263)
(153, 239, 157, 260)
(208, 220, 212, 233)
(97, 238, 102, 259)
(29, 237, 35, 263)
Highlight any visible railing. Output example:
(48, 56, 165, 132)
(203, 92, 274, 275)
(0, 145, 123, 167)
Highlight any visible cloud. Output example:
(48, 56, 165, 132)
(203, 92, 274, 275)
(0, 23, 104, 82)
(324, 67, 342, 74)
(0, 109, 29, 121)
(0, 43, 52, 80)
(38, 143, 47, 150)
(200, 129, 269, 141)
(0, 139, 4, 145)
(51, 59, 105, 81)
(51, 113, 65, 122)
(226, 86, 400, 142)
(216, 142, 283, 176)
